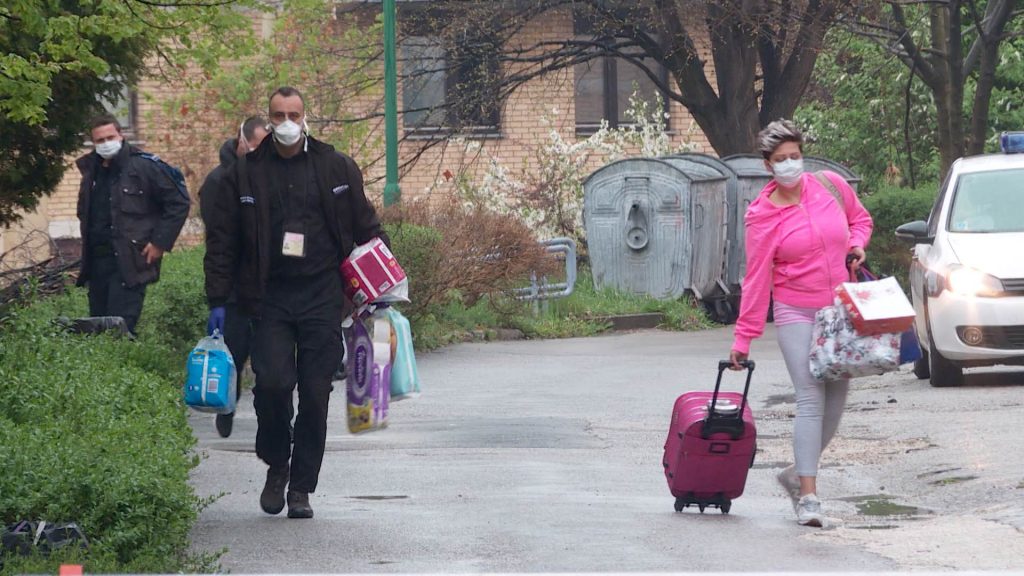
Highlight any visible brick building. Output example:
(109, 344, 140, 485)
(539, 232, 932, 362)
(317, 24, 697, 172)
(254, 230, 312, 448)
(0, 3, 714, 263)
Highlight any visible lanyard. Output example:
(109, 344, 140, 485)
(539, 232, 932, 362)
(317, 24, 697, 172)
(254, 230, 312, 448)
(274, 154, 312, 232)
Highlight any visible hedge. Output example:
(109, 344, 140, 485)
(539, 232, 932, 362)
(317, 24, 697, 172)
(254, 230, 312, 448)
(0, 250, 212, 574)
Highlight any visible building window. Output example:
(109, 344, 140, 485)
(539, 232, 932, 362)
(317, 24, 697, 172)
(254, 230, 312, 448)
(99, 84, 137, 135)
(573, 19, 669, 134)
(401, 35, 501, 136)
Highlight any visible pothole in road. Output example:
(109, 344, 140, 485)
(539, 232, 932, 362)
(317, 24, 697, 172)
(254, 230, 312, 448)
(764, 394, 794, 407)
(916, 467, 962, 478)
(849, 524, 899, 530)
(839, 494, 927, 517)
(929, 475, 978, 486)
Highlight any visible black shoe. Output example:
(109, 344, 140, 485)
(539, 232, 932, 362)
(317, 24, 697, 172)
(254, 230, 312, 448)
(287, 490, 314, 519)
(260, 465, 289, 515)
(332, 360, 347, 382)
(215, 412, 234, 438)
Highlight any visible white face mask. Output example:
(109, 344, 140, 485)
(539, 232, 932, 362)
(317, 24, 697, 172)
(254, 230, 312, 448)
(772, 158, 804, 187)
(95, 139, 122, 160)
(272, 119, 304, 146)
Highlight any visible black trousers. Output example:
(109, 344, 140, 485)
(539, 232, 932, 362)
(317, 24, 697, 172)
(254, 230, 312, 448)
(251, 269, 343, 493)
(86, 253, 146, 334)
(222, 302, 253, 414)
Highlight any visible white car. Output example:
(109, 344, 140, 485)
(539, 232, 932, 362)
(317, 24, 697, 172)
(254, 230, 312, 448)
(896, 142, 1024, 387)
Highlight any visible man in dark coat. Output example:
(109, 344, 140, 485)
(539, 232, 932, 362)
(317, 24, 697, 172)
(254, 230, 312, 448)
(204, 87, 388, 519)
(199, 116, 269, 438)
(76, 114, 191, 334)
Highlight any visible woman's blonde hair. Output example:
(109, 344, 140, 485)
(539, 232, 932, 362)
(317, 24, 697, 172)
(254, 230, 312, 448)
(757, 119, 803, 159)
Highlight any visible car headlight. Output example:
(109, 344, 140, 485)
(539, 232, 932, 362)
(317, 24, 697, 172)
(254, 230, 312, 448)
(946, 266, 1004, 297)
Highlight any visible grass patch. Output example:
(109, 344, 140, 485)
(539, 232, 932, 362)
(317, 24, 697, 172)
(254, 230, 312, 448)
(404, 267, 712, 350)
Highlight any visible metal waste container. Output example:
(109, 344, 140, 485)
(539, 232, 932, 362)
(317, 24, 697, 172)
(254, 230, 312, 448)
(803, 156, 862, 191)
(660, 155, 730, 302)
(583, 158, 725, 300)
(721, 154, 772, 286)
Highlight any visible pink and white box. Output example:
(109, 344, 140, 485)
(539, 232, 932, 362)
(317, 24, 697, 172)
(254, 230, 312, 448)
(341, 237, 408, 306)
(836, 276, 916, 336)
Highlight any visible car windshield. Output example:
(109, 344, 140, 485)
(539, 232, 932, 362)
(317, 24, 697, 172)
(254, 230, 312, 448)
(948, 167, 1024, 233)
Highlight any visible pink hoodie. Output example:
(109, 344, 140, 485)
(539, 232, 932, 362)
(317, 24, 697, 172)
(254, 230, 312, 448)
(731, 171, 873, 354)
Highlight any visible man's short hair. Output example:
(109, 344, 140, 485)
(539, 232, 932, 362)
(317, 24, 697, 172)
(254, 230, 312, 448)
(89, 114, 122, 133)
(269, 86, 305, 106)
(757, 119, 803, 159)
(241, 116, 267, 140)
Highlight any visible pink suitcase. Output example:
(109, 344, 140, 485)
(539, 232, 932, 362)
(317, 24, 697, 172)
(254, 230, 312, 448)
(662, 360, 757, 513)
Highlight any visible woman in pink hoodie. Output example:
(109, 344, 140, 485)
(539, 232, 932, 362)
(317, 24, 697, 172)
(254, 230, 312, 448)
(728, 120, 873, 527)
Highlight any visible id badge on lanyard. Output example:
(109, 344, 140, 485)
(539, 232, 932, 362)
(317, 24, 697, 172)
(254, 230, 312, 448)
(282, 230, 305, 258)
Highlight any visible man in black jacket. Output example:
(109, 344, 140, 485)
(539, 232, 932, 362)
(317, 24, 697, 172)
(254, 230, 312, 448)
(199, 116, 269, 438)
(76, 115, 191, 334)
(204, 87, 388, 519)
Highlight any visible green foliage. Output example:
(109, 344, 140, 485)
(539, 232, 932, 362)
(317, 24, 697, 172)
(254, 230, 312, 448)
(515, 268, 711, 334)
(169, 0, 381, 166)
(798, 24, 1024, 188)
(402, 265, 711, 351)
(382, 222, 444, 318)
(0, 282, 214, 573)
(136, 247, 208, 362)
(0, 0, 255, 226)
(795, 29, 940, 190)
(861, 182, 938, 281)
(985, 36, 1024, 140)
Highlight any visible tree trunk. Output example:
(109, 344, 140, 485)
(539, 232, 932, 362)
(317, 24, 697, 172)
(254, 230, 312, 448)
(966, 0, 1014, 156)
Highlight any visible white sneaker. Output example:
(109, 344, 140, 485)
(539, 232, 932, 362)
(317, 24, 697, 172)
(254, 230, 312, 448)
(796, 493, 824, 527)
(776, 465, 800, 511)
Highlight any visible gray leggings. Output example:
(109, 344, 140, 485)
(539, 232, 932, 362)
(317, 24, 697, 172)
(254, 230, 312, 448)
(776, 321, 850, 477)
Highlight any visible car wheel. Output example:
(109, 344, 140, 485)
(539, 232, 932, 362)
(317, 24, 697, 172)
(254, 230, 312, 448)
(928, 338, 964, 388)
(913, 349, 930, 379)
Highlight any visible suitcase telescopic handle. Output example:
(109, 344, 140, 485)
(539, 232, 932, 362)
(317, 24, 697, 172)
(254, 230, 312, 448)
(712, 360, 755, 417)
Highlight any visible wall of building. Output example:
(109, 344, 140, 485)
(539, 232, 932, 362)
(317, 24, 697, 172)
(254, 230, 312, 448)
(4, 5, 718, 260)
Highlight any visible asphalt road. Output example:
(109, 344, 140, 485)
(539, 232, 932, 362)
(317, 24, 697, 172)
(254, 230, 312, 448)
(188, 324, 1024, 573)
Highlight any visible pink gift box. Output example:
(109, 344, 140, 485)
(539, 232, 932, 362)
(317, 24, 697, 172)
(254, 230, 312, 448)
(341, 237, 407, 306)
(836, 276, 916, 336)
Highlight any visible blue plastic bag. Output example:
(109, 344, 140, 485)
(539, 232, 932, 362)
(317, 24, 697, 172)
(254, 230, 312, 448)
(184, 330, 237, 414)
(382, 307, 422, 400)
(899, 325, 923, 365)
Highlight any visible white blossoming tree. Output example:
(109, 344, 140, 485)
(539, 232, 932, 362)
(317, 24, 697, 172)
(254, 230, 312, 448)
(458, 92, 695, 247)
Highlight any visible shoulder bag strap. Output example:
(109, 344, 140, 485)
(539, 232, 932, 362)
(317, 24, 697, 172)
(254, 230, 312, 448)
(814, 170, 845, 212)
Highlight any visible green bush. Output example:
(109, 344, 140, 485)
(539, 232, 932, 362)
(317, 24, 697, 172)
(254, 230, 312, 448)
(0, 249, 214, 574)
(861, 182, 938, 281)
(136, 247, 208, 363)
(383, 222, 445, 320)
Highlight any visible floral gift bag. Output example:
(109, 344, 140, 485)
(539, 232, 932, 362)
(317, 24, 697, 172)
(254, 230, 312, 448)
(809, 300, 900, 382)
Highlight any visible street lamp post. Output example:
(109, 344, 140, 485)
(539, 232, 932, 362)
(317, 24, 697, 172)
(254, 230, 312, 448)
(382, 0, 401, 207)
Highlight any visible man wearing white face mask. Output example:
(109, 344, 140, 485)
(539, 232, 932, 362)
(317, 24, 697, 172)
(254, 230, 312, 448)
(75, 115, 190, 334)
(204, 86, 389, 519)
(727, 119, 874, 527)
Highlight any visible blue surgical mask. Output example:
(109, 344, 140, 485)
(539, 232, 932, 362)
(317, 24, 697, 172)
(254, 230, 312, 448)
(772, 158, 804, 187)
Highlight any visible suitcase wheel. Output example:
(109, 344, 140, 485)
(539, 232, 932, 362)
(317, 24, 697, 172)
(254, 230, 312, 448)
(672, 495, 732, 514)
